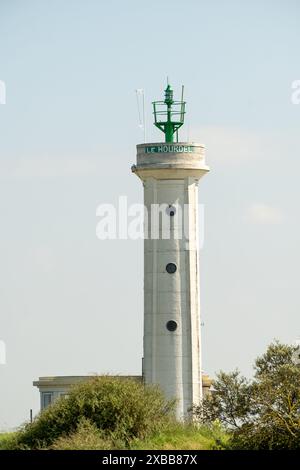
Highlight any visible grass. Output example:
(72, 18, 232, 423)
(0, 422, 230, 450)
(50, 420, 229, 450)
(0, 433, 17, 450)
(131, 422, 229, 450)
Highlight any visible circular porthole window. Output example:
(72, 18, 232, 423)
(166, 263, 177, 274)
(166, 320, 178, 332)
(166, 205, 176, 217)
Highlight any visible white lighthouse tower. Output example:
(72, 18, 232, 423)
(132, 83, 209, 419)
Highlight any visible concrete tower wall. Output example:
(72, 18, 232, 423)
(132, 143, 209, 419)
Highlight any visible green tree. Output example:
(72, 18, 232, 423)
(193, 341, 300, 449)
(194, 370, 252, 430)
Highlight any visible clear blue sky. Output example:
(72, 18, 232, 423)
(0, 0, 299, 429)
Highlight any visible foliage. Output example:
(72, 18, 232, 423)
(131, 420, 229, 450)
(52, 419, 229, 450)
(193, 341, 300, 449)
(51, 417, 125, 450)
(194, 370, 252, 430)
(12, 376, 175, 449)
(0, 432, 19, 450)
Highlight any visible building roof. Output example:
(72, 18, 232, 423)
(33, 375, 143, 388)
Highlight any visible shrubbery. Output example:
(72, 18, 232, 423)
(193, 341, 300, 450)
(9, 342, 298, 450)
(13, 376, 175, 449)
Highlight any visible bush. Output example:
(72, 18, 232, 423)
(51, 417, 124, 450)
(130, 420, 230, 450)
(0, 433, 19, 450)
(51, 419, 229, 450)
(14, 376, 175, 449)
(193, 341, 300, 450)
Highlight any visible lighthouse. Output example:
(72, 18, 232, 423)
(132, 83, 209, 419)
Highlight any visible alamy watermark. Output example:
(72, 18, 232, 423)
(96, 196, 205, 249)
(0, 80, 6, 104)
(291, 80, 300, 104)
(0, 340, 6, 365)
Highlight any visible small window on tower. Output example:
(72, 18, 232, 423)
(166, 263, 177, 274)
(166, 320, 178, 332)
(166, 205, 176, 217)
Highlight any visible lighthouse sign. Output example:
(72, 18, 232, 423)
(145, 144, 196, 154)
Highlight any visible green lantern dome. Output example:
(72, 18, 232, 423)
(152, 82, 186, 143)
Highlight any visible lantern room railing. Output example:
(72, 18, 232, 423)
(152, 84, 186, 143)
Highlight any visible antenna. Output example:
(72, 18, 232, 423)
(135, 89, 146, 143)
(178, 85, 184, 141)
(180, 85, 184, 123)
(142, 89, 146, 143)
